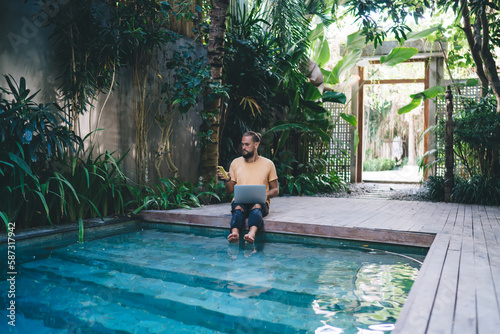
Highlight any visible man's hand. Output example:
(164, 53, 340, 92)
(217, 170, 231, 182)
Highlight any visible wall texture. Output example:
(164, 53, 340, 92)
(0, 1, 204, 184)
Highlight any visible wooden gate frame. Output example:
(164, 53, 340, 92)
(355, 58, 431, 183)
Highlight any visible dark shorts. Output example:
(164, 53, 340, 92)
(231, 202, 269, 217)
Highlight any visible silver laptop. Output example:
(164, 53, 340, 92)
(233, 185, 267, 204)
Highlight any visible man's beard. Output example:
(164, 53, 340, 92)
(242, 149, 255, 159)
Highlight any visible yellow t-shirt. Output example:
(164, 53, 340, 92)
(229, 156, 278, 205)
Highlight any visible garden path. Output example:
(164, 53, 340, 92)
(141, 196, 500, 334)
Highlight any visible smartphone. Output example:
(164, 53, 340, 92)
(217, 166, 229, 179)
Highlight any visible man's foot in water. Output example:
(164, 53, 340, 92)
(228, 229, 240, 243)
(243, 234, 255, 244)
(243, 226, 258, 244)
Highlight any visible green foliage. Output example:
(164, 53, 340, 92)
(423, 175, 500, 205)
(276, 152, 346, 196)
(0, 76, 129, 228)
(0, 75, 82, 167)
(336, 0, 429, 47)
(0, 75, 82, 227)
(453, 96, 500, 178)
(363, 158, 396, 172)
(53, 147, 129, 223)
(380, 47, 418, 67)
(282, 170, 345, 196)
(453, 175, 500, 206)
(127, 178, 222, 213)
(423, 93, 500, 205)
(423, 175, 446, 202)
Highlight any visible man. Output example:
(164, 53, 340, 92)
(218, 131, 279, 243)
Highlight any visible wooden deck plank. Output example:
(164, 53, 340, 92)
(346, 199, 397, 227)
(392, 233, 450, 334)
(381, 200, 423, 232)
(472, 207, 500, 333)
(405, 202, 440, 232)
(452, 207, 477, 334)
(480, 205, 500, 308)
(426, 249, 460, 334)
(353, 200, 408, 229)
(407, 202, 453, 234)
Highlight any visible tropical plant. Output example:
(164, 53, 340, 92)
(452, 175, 500, 205)
(423, 175, 500, 205)
(54, 146, 129, 223)
(127, 178, 220, 213)
(0, 75, 82, 170)
(0, 75, 131, 228)
(453, 95, 500, 178)
(220, 1, 348, 181)
(0, 75, 82, 227)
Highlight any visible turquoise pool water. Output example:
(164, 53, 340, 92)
(1, 224, 425, 333)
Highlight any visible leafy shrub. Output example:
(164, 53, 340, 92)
(423, 175, 500, 205)
(453, 101, 500, 178)
(281, 170, 346, 196)
(127, 178, 222, 214)
(52, 146, 129, 223)
(363, 158, 396, 171)
(453, 175, 500, 206)
(422, 175, 445, 202)
(0, 75, 83, 228)
(0, 76, 129, 229)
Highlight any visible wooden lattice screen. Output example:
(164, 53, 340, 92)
(434, 81, 482, 176)
(312, 102, 353, 183)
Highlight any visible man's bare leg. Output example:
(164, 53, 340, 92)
(244, 226, 258, 244)
(228, 227, 240, 243)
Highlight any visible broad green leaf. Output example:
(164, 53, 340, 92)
(308, 23, 324, 42)
(400, 85, 446, 114)
(316, 39, 330, 67)
(1, 212, 9, 228)
(322, 91, 347, 104)
(380, 47, 418, 67)
(405, 25, 441, 42)
(410, 85, 446, 99)
(8, 152, 33, 177)
(303, 82, 322, 101)
(346, 30, 368, 50)
(340, 113, 357, 126)
(398, 97, 422, 115)
(321, 68, 337, 85)
(331, 49, 362, 85)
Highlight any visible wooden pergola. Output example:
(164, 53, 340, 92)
(352, 41, 445, 183)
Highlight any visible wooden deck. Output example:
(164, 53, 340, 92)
(141, 196, 500, 334)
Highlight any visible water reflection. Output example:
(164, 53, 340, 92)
(312, 256, 418, 333)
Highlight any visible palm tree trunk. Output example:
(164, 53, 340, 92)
(199, 0, 230, 182)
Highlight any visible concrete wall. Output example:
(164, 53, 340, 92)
(0, 1, 204, 184)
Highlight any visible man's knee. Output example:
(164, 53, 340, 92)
(251, 204, 261, 210)
(235, 205, 245, 212)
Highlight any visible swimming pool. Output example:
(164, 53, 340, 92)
(1, 223, 425, 333)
